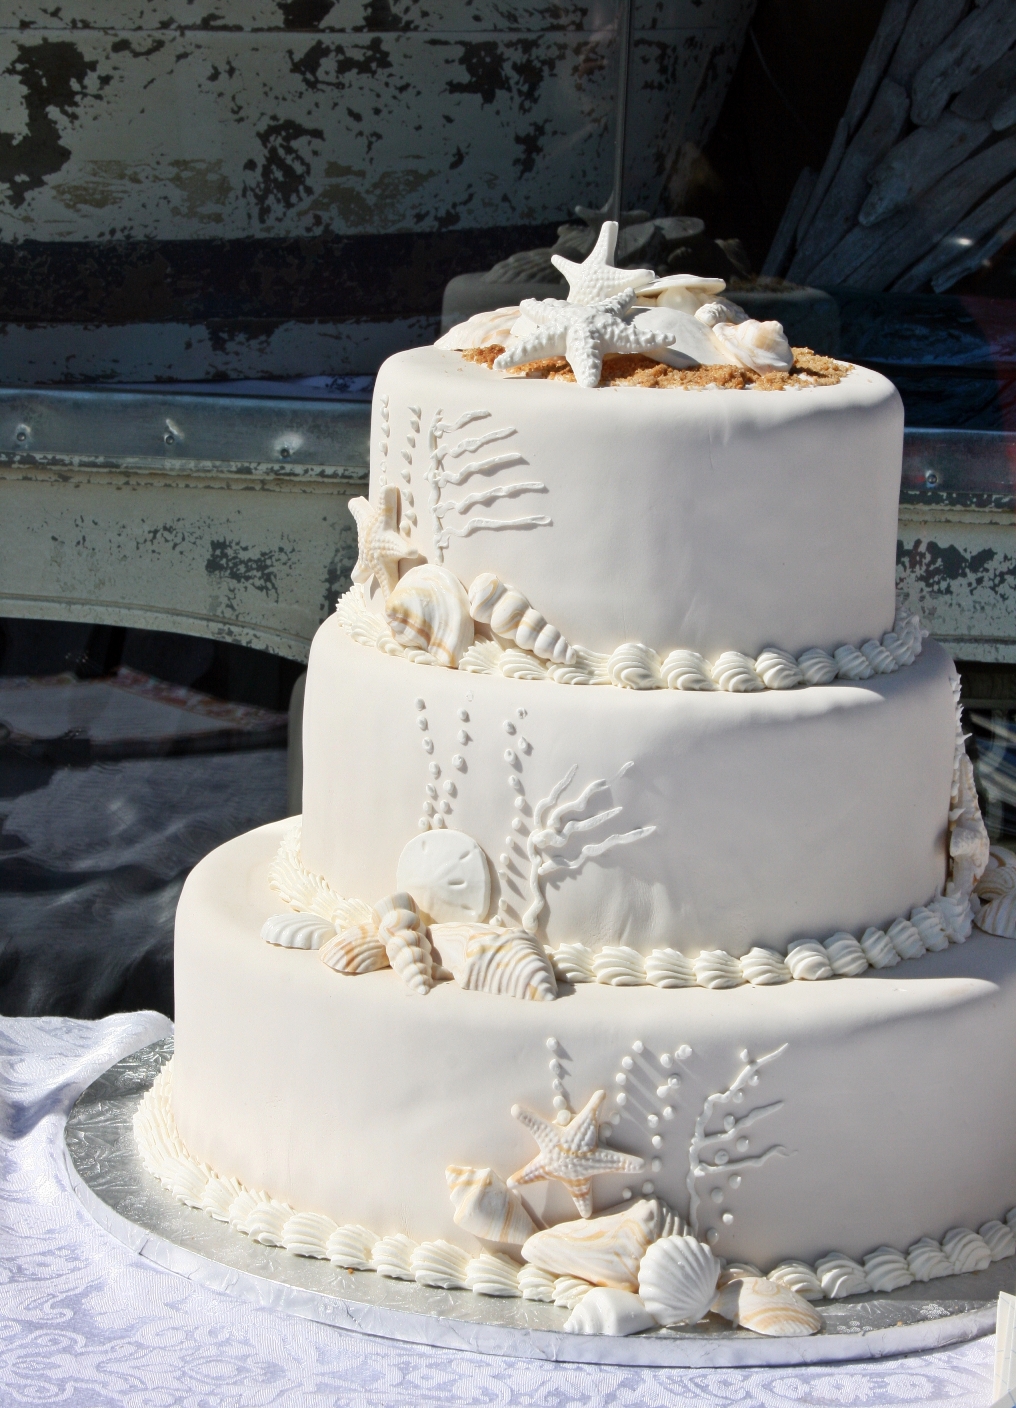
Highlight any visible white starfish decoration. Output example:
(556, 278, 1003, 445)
(507, 1089, 644, 1217)
(348, 484, 421, 599)
(551, 220, 656, 304)
(494, 292, 676, 390)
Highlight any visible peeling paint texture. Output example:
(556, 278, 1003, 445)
(0, 1, 756, 240)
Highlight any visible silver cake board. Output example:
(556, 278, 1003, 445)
(64, 1038, 1008, 1369)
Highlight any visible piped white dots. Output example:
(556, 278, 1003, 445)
(443, 781, 455, 795)
(509, 776, 523, 792)
(513, 797, 526, 811)
(631, 1040, 644, 1054)
(641, 1181, 654, 1195)
(647, 1114, 659, 1129)
(620, 1056, 633, 1071)
(504, 749, 517, 765)
(519, 737, 532, 754)
(503, 721, 516, 734)
(706, 1229, 719, 1245)
(710, 1188, 723, 1204)
(511, 817, 524, 831)
(414, 698, 426, 710)
(516, 707, 526, 719)
(662, 1106, 674, 1120)
(439, 800, 451, 814)
(457, 729, 469, 744)
(659, 1053, 673, 1069)
(422, 738, 434, 753)
(499, 853, 510, 867)
(723, 1115, 735, 1132)
(452, 755, 465, 770)
(552, 1095, 567, 1110)
(621, 1188, 632, 1201)
(423, 801, 434, 816)
(601, 1125, 612, 1141)
(722, 1213, 734, 1226)
(615, 1073, 626, 1086)
(555, 1110, 570, 1125)
(551, 1079, 564, 1094)
(736, 1137, 749, 1153)
(615, 1092, 627, 1106)
(418, 818, 429, 831)
(651, 1134, 663, 1149)
(546, 1037, 559, 1052)
(429, 762, 441, 777)
(417, 717, 428, 731)
(426, 783, 437, 798)
(458, 708, 469, 721)
(677, 1045, 692, 1060)
(651, 1157, 662, 1173)
(609, 1113, 621, 1126)
(714, 1149, 729, 1165)
(549, 1059, 562, 1075)
(728, 1174, 742, 1189)
(432, 815, 446, 828)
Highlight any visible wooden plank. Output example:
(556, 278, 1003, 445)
(791, 79, 910, 280)
(895, 172, 1016, 288)
(859, 112, 992, 226)
(792, 118, 848, 256)
(951, 46, 1016, 120)
(911, 0, 1016, 126)
(760, 166, 814, 277)
(931, 194, 1016, 291)
(888, 0, 968, 88)
(808, 135, 1016, 288)
(996, 92, 1016, 131)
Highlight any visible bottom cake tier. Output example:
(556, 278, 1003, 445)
(171, 820, 1016, 1274)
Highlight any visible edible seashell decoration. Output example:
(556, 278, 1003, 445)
(435, 306, 522, 350)
(638, 1233, 721, 1326)
(518, 1264, 557, 1301)
(411, 1240, 471, 1289)
(767, 1260, 824, 1300)
(635, 273, 728, 314)
(467, 573, 576, 665)
(431, 922, 558, 1001)
(464, 1252, 521, 1297)
(712, 1276, 822, 1337)
(445, 1165, 538, 1245)
(385, 564, 474, 668)
(710, 319, 794, 373)
(261, 912, 336, 950)
(627, 304, 738, 368)
(319, 921, 390, 975)
(563, 1287, 656, 1337)
(815, 1253, 871, 1299)
(377, 894, 435, 995)
(372, 1232, 418, 1280)
(907, 1236, 955, 1281)
(395, 830, 491, 925)
(862, 1246, 914, 1292)
(522, 1199, 670, 1291)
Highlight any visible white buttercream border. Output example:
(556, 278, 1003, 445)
(135, 1057, 1016, 1313)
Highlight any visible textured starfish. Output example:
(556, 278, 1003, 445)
(507, 1089, 645, 1218)
(349, 484, 420, 599)
(494, 291, 676, 389)
(551, 220, 656, 304)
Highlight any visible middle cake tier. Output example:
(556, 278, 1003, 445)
(300, 618, 955, 956)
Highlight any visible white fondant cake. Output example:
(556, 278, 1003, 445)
(157, 259, 1016, 1338)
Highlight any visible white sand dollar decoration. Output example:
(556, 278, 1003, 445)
(396, 829, 491, 924)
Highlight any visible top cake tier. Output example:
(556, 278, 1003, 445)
(371, 347, 903, 659)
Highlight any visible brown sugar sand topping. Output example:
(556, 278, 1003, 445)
(460, 345, 848, 390)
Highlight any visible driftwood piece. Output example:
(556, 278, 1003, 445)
(809, 135, 1016, 288)
(895, 172, 1016, 289)
(790, 79, 910, 278)
(911, 0, 1016, 126)
(995, 92, 1016, 132)
(794, 0, 917, 249)
(889, 0, 969, 88)
(859, 113, 992, 226)
(931, 195, 1016, 291)
(951, 47, 1016, 121)
(761, 168, 816, 277)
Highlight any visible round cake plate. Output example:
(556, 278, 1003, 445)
(64, 1038, 1007, 1369)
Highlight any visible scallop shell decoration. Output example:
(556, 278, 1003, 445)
(523, 1199, 668, 1291)
(712, 1276, 822, 1337)
(385, 564, 474, 668)
(319, 920, 389, 975)
(445, 1165, 538, 1245)
(377, 894, 435, 994)
(430, 922, 558, 1001)
(975, 845, 1016, 937)
(467, 573, 576, 666)
(638, 1234, 720, 1326)
(261, 912, 336, 950)
(435, 306, 521, 351)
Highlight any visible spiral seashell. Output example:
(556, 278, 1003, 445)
(860, 639, 898, 674)
(412, 1240, 471, 1289)
(319, 921, 390, 975)
(499, 648, 548, 680)
(694, 296, 749, 326)
(862, 1246, 913, 1291)
(282, 1211, 337, 1259)
(607, 643, 664, 689)
(978, 1219, 1016, 1260)
(518, 1264, 557, 1301)
(385, 564, 474, 668)
(446, 1165, 537, 1245)
(767, 1260, 824, 1300)
(711, 651, 765, 692)
(885, 917, 926, 960)
(645, 948, 696, 988)
(909, 906, 950, 951)
(261, 912, 336, 950)
(930, 891, 973, 942)
(467, 571, 506, 623)
(553, 1275, 593, 1309)
(796, 647, 839, 685)
(881, 630, 916, 667)
(563, 1286, 656, 1336)
(372, 1232, 418, 1279)
(823, 932, 869, 976)
(786, 939, 834, 981)
(661, 649, 716, 690)
(754, 648, 804, 690)
(378, 895, 434, 994)
(593, 945, 648, 986)
(711, 318, 794, 373)
(432, 923, 557, 1001)
(694, 949, 745, 988)
(490, 589, 531, 637)
(551, 943, 596, 983)
(976, 889, 1016, 938)
(514, 606, 547, 652)
(941, 1227, 992, 1273)
(907, 1237, 954, 1281)
(327, 1224, 379, 1270)
(465, 1252, 521, 1297)
(712, 1275, 822, 1336)
(739, 947, 792, 985)
(860, 926, 899, 968)
(468, 573, 576, 666)
(638, 1234, 720, 1326)
(834, 645, 875, 680)
(815, 1253, 871, 1299)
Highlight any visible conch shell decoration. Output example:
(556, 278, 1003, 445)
(521, 1199, 676, 1292)
(468, 572, 576, 665)
(445, 1165, 538, 1245)
(385, 563, 474, 669)
(377, 894, 435, 995)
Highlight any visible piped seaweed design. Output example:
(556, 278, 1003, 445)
(521, 762, 657, 937)
(687, 1046, 788, 1244)
(424, 408, 550, 561)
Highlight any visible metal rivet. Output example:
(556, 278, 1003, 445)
(925, 469, 939, 486)
(164, 433, 174, 445)
(280, 446, 291, 459)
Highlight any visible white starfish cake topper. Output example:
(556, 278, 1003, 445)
(551, 219, 656, 304)
(507, 1088, 645, 1217)
(493, 291, 676, 389)
(349, 484, 420, 598)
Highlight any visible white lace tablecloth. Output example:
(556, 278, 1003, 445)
(0, 1014, 998, 1407)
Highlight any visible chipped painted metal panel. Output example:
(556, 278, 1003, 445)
(0, 2, 755, 241)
